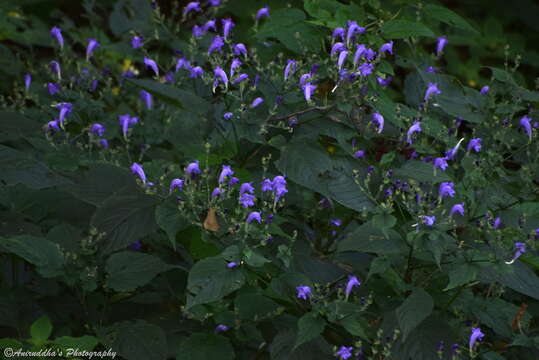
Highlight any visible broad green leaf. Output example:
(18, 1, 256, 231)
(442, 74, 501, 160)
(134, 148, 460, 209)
(91, 187, 158, 253)
(0, 235, 64, 278)
(424, 5, 479, 34)
(338, 222, 406, 255)
(294, 312, 326, 349)
(396, 288, 434, 341)
(479, 262, 539, 300)
(30, 315, 53, 345)
(488, 67, 517, 85)
(382, 20, 434, 39)
(394, 160, 451, 183)
(155, 200, 189, 249)
(234, 294, 280, 321)
(372, 213, 397, 229)
(177, 333, 234, 360)
(106, 252, 175, 292)
(444, 263, 478, 291)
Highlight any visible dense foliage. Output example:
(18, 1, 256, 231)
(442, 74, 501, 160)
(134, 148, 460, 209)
(1, 0, 539, 359)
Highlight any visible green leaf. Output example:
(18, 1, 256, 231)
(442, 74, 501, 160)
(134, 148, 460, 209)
(54, 336, 99, 351)
(0, 235, 64, 278)
(91, 187, 158, 253)
(487, 67, 517, 85)
(382, 20, 434, 39)
(394, 160, 451, 183)
(372, 213, 397, 229)
(367, 257, 391, 281)
(396, 288, 434, 341)
(235, 294, 279, 321)
(155, 200, 189, 249)
(0, 145, 71, 189)
(177, 333, 235, 360)
(479, 262, 539, 300)
(30, 315, 53, 345)
(444, 263, 478, 291)
(106, 252, 175, 292)
(294, 312, 325, 349)
(424, 5, 479, 34)
(338, 222, 406, 255)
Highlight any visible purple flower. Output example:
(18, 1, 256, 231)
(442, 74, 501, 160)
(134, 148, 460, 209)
(445, 138, 464, 160)
(233, 43, 247, 56)
(209, 35, 225, 54)
(255, 6, 270, 20)
(520, 115, 532, 140)
(131, 35, 143, 49)
(222, 18, 235, 39)
(230, 58, 242, 78)
(240, 182, 254, 195)
(239, 193, 256, 208)
(331, 219, 342, 227)
(175, 57, 191, 72)
(55, 102, 73, 125)
(218, 165, 234, 184)
(223, 112, 233, 120)
(377, 76, 392, 86)
(186, 160, 201, 176)
(49, 61, 61, 79)
(50, 26, 64, 49)
(353, 44, 366, 65)
(332, 27, 345, 41)
(183, 1, 201, 16)
(200, 20, 215, 33)
(233, 73, 249, 84)
(24, 74, 31, 91)
(229, 177, 239, 186)
(469, 327, 484, 352)
(47, 120, 61, 132)
(345, 275, 361, 300)
(97, 139, 108, 148)
(358, 62, 374, 77)
(129, 240, 142, 251)
(226, 262, 238, 269)
(364, 48, 376, 60)
(406, 121, 422, 144)
(467, 138, 482, 152)
(450, 203, 465, 217)
(434, 157, 448, 171)
(480, 85, 490, 95)
(169, 178, 184, 192)
(89, 123, 105, 136)
(211, 187, 222, 198)
(353, 150, 365, 159)
(506, 242, 526, 264)
(296, 285, 312, 300)
(426, 66, 437, 73)
(284, 59, 296, 81)
(86, 39, 100, 60)
(213, 66, 229, 90)
(303, 83, 317, 102)
(190, 66, 204, 78)
(379, 41, 394, 55)
(215, 324, 229, 333)
(144, 57, 159, 76)
(48, 83, 60, 95)
(422, 215, 436, 227)
(130, 162, 146, 184)
(337, 50, 348, 69)
(118, 114, 138, 138)
(439, 182, 455, 198)
(90, 79, 99, 92)
(246, 211, 262, 224)
(436, 36, 448, 56)
(372, 112, 384, 134)
(424, 83, 441, 102)
(336, 346, 353, 360)
(331, 42, 346, 56)
(251, 97, 264, 108)
(140, 90, 153, 110)
(492, 216, 502, 229)
(271, 175, 288, 200)
(209, 0, 221, 6)
(192, 25, 205, 38)
(346, 21, 365, 45)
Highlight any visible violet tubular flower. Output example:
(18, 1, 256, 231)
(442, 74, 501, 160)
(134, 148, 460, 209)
(250, 97, 264, 108)
(222, 18, 235, 39)
(119, 114, 138, 138)
(186, 160, 201, 177)
(379, 41, 394, 55)
(140, 90, 153, 110)
(434, 157, 449, 171)
(303, 83, 316, 102)
(346, 21, 365, 45)
(49, 61, 61, 80)
(24, 74, 32, 91)
(436, 36, 448, 56)
(218, 165, 234, 184)
(353, 44, 366, 65)
(246, 211, 262, 224)
(353, 150, 365, 159)
(372, 112, 384, 134)
(255, 6, 270, 20)
(439, 182, 455, 198)
(424, 83, 441, 102)
(330, 42, 346, 56)
(55, 102, 73, 125)
(422, 215, 436, 227)
(183, 1, 201, 16)
(223, 112, 233, 120)
(213, 66, 229, 91)
(406, 121, 422, 144)
(332, 27, 345, 41)
(467, 138, 482, 153)
(480, 85, 490, 95)
(214, 324, 229, 333)
(89, 123, 105, 137)
(190, 66, 204, 78)
(130, 162, 146, 184)
(450, 203, 465, 217)
(336, 346, 353, 360)
(50, 26, 64, 49)
(175, 57, 190, 72)
(86, 39, 100, 60)
(169, 178, 184, 193)
(520, 115, 532, 140)
(505, 242, 526, 264)
(233, 43, 247, 56)
(131, 35, 143, 49)
(239, 182, 254, 195)
(144, 57, 159, 77)
(203, 19, 216, 32)
(469, 327, 484, 353)
(345, 275, 361, 300)
(230, 58, 242, 78)
(296, 285, 312, 300)
(211, 187, 222, 198)
(239, 193, 256, 208)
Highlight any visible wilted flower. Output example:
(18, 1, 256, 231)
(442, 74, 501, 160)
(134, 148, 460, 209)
(424, 83, 441, 102)
(186, 160, 201, 176)
(345, 275, 361, 300)
(218, 165, 234, 184)
(144, 57, 159, 76)
(379, 41, 394, 55)
(233, 43, 247, 56)
(422, 215, 436, 227)
(222, 18, 235, 39)
(296, 285, 312, 300)
(86, 39, 100, 60)
(439, 182, 455, 198)
(130, 162, 146, 184)
(336, 346, 353, 360)
(183, 1, 201, 16)
(255, 6, 270, 20)
(246, 211, 262, 224)
(445, 138, 465, 160)
(49, 61, 61, 80)
(251, 97, 264, 108)
(436, 36, 448, 56)
(169, 178, 184, 192)
(140, 90, 153, 110)
(450, 203, 465, 217)
(520, 115, 532, 139)
(89, 123, 105, 136)
(131, 35, 143, 48)
(469, 327, 484, 352)
(50, 26, 64, 49)
(505, 242, 526, 264)
(372, 112, 384, 134)
(467, 138, 482, 152)
(480, 85, 490, 95)
(214, 324, 229, 333)
(406, 121, 422, 144)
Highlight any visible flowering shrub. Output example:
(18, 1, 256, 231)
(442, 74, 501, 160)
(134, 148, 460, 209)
(1, 0, 539, 359)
